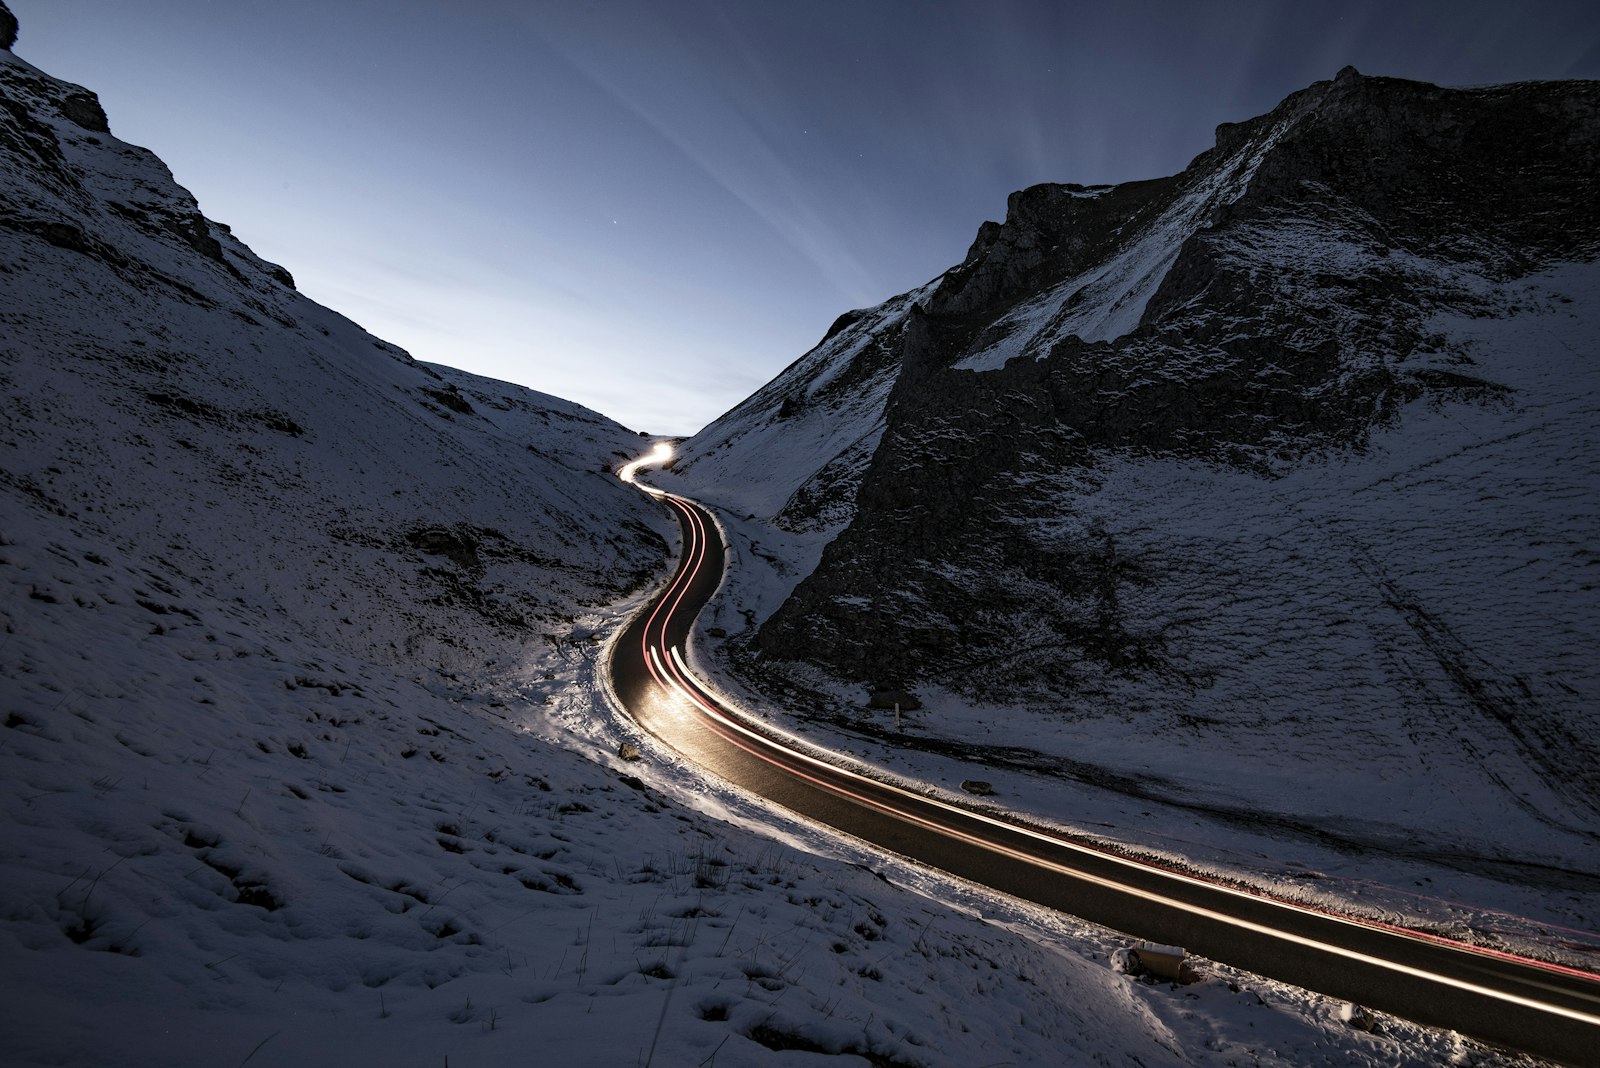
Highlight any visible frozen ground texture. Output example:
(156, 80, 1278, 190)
(663, 69, 1600, 975)
(0, 15, 1505, 1068)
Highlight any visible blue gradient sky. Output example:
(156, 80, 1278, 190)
(14, 1, 1600, 434)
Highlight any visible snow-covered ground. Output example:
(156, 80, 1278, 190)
(656, 73, 1600, 1007)
(0, 551, 1494, 1068)
(670, 262, 1600, 986)
(0, 19, 1531, 1067)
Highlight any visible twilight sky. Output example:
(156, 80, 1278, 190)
(14, 1, 1600, 434)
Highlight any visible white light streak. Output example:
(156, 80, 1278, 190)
(617, 442, 674, 494)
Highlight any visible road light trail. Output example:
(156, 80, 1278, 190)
(607, 450, 1600, 1065)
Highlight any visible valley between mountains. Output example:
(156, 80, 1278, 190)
(3, 3, 1597, 1065)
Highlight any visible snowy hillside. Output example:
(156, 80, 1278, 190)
(0, 11, 1508, 1067)
(0, 18, 678, 672)
(669, 281, 937, 537)
(658, 282, 940, 659)
(665, 66, 1600, 979)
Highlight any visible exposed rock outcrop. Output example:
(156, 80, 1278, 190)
(59, 90, 109, 133)
(748, 70, 1600, 700)
(667, 73, 1600, 842)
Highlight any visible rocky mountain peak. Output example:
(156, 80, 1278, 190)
(656, 73, 1600, 924)
(671, 73, 1600, 846)
(933, 176, 1175, 323)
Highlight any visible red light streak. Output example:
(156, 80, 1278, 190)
(619, 471, 1600, 1022)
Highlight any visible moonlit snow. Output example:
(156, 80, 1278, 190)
(0, 18, 1588, 1068)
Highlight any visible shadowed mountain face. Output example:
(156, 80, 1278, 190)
(675, 68, 1600, 816)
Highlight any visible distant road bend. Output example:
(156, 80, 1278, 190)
(609, 447, 1600, 1066)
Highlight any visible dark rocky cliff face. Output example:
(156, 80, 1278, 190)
(748, 69, 1600, 699)
(0, 4, 17, 54)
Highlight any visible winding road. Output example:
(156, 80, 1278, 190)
(607, 459, 1600, 1066)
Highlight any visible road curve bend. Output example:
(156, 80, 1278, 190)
(607, 468, 1600, 1066)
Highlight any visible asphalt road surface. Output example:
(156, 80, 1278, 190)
(607, 478, 1600, 1066)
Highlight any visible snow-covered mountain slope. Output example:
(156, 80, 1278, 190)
(0, 36, 674, 674)
(668, 67, 1600, 936)
(657, 282, 937, 654)
(2, 14, 1495, 1066)
(667, 281, 936, 538)
(950, 109, 1300, 371)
